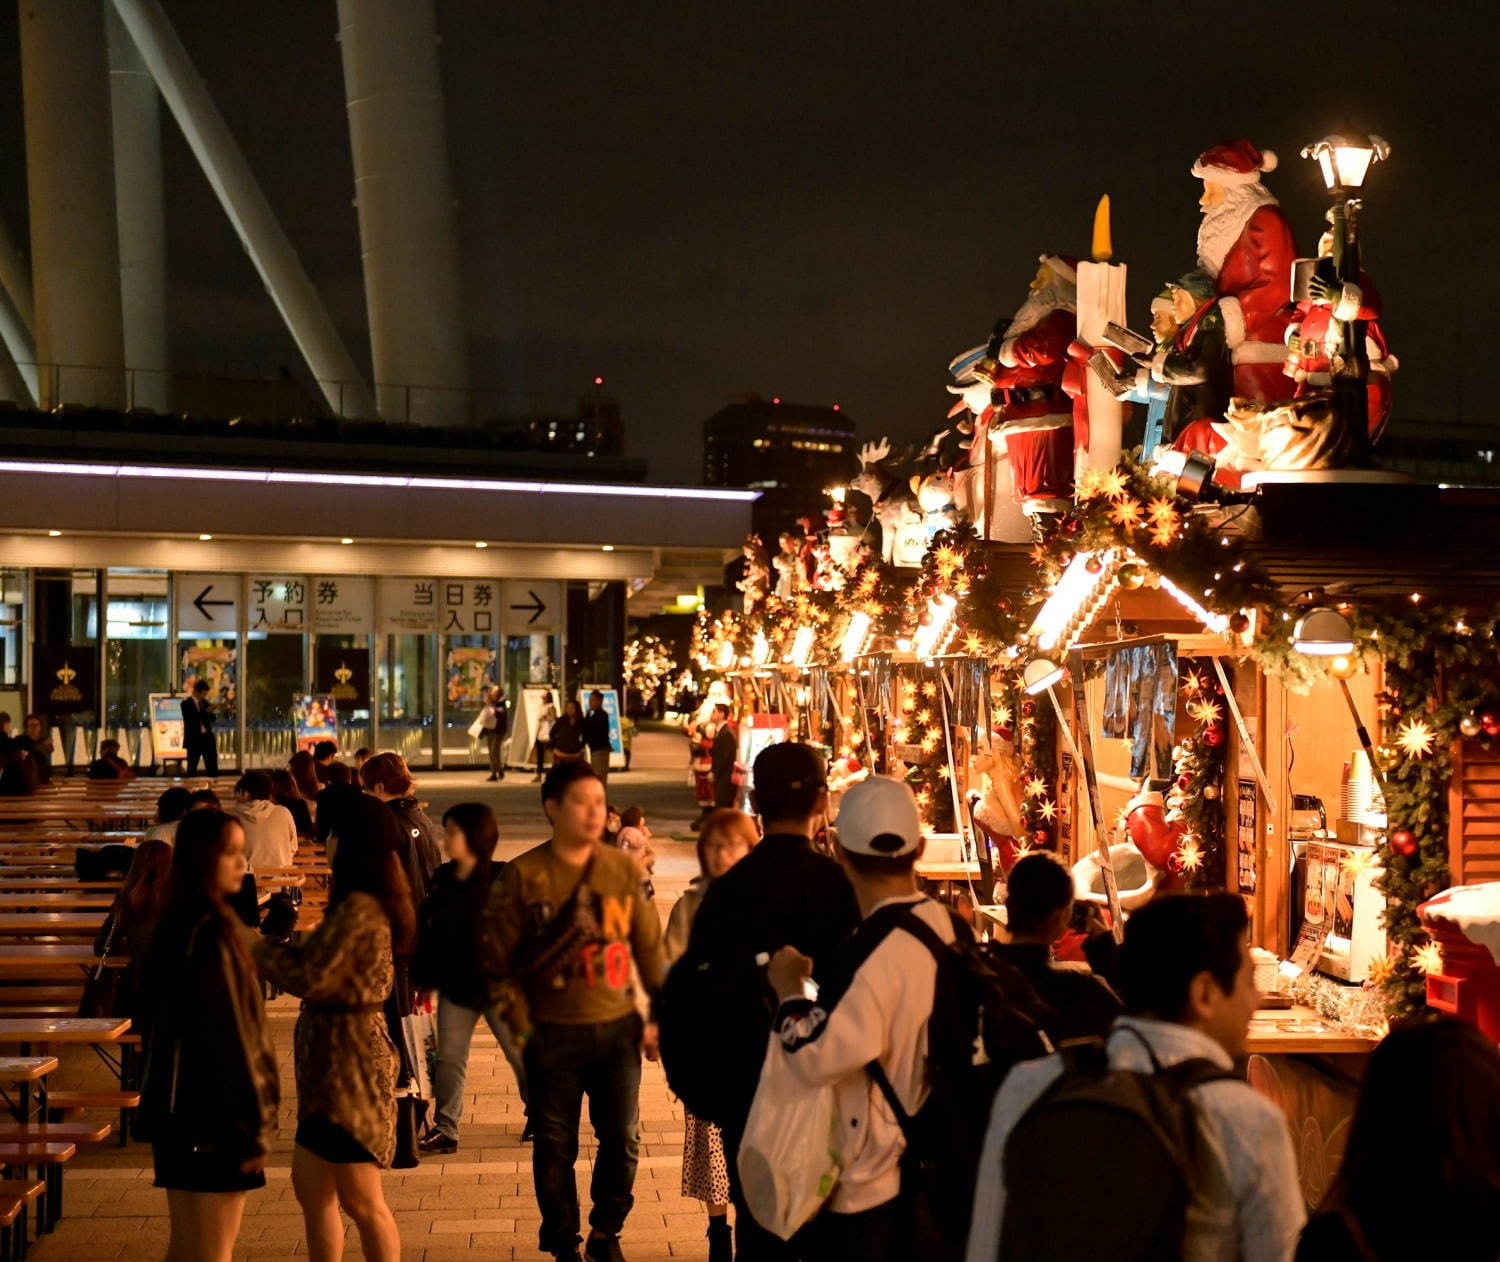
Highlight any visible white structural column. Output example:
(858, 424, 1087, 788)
(0, 213, 38, 405)
(18, 0, 127, 410)
(110, 0, 377, 419)
(336, 0, 470, 425)
(106, 2, 170, 414)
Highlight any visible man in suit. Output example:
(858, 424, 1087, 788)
(181, 679, 218, 776)
(710, 703, 739, 809)
(582, 689, 613, 785)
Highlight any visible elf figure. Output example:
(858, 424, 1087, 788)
(772, 530, 803, 599)
(1190, 139, 1299, 404)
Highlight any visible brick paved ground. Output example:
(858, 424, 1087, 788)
(31, 728, 723, 1261)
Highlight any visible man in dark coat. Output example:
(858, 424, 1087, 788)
(181, 679, 218, 776)
(710, 704, 739, 809)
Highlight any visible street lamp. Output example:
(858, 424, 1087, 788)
(1301, 129, 1391, 466)
(1022, 657, 1065, 695)
(1301, 130, 1390, 195)
(1292, 606, 1354, 655)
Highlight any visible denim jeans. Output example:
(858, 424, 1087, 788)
(524, 1012, 643, 1254)
(434, 996, 529, 1140)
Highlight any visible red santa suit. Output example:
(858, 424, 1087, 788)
(981, 254, 1078, 514)
(1286, 274, 1397, 444)
(1192, 140, 1299, 404)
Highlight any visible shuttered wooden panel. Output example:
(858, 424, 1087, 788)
(1449, 740, 1500, 886)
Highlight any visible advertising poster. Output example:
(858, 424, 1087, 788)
(292, 694, 339, 754)
(447, 646, 496, 709)
(181, 644, 236, 707)
(735, 713, 790, 807)
(315, 645, 370, 710)
(1236, 779, 1259, 895)
(32, 645, 97, 715)
(576, 685, 626, 769)
(148, 693, 187, 761)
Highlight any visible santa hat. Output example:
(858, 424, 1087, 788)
(1038, 253, 1079, 284)
(1191, 139, 1278, 185)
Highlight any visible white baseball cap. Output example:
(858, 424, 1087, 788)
(835, 776, 924, 858)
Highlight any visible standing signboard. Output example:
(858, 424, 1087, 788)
(292, 694, 339, 754)
(148, 693, 187, 761)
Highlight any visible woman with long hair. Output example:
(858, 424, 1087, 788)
(270, 767, 314, 840)
(253, 794, 414, 1262)
(413, 802, 528, 1153)
(548, 697, 586, 764)
(1296, 1016, 1500, 1260)
(360, 751, 442, 908)
(137, 811, 279, 1262)
(287, 749, 322, 806)
(92, 838, 174, 1016)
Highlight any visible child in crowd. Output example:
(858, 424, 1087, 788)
(615, 806, 656, 898)
(662, 808, 758, 1262)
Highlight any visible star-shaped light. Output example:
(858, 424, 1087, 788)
(953, 575, 972, 597)
(1074, 468, 1106, 500)
(915, 708, 932, 726)
(855, 571, 879, 599)
(890, 722, 908, 742)
(1098, 467, 1131, 501)
(1149, 522, 1178, 549)
(1119, 737, 1135, 758)
(1038, 798, 1057, 821)
(937, 763, 952, 780)
(1109, 498, 1144, 530)
(1029, 543, 1051, 569)
(1396, 718, 1436, 759)
(1341, 850, 1373, 878)
(933, 545, 964, 576)
(1024, 776, 1048, 798)
(1365, 954, 1396, 988)
(1012, 839, 1036, 860)
(1187, 698, 1224, 726)
(1182, 670, 1205, 695)
(920, 732, 940, 754)
(915, 788, 932, 809)
(1175, 836, 1204, 873)
(921, 681, 938, 699)
(993, 703, 1013, 727)
(1412, 941, 1445, 976)
(1146, 496, 1179, 527)
(963, 633, 987, 656)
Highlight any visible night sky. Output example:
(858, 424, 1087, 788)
(0, 1, 1494, 484)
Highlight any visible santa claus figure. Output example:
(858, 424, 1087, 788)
(1191, 139, 1299, 404)
(963, 254, 1078, 517)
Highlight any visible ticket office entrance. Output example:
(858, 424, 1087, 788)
(11, 567, 593, 772)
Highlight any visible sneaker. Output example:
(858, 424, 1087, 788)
(417, 1130, 458, 1154)
(521, 1120, 535, 1143)
(584, 1232, 626, 1262)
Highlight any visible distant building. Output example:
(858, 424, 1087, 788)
(703, 396, 855, 539)
(1379, 419, 1500, 487)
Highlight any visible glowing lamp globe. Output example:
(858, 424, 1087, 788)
(1301, 130, 1390, 193)
(1293, 607, 1354, 657)
(1022, 658, 1064, 697)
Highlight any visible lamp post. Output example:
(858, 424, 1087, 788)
(1294, 605, 1386, 794)
(1300, 130, 1390, 466)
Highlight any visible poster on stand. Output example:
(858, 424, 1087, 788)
(735, 713, 790, 807)
(292, 694, 339, 754)
(576, 685, 626, 769)
(148, 694, 186, 761)
(181, 644, 236, 707)
(447, 647, 496, 709)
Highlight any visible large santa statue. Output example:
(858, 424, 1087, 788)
(1192, 139, 1299, 404)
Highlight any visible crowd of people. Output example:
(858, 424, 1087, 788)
(24, 726, 1500, 1262)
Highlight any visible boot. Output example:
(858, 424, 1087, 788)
(707, 1215, 732, 1262)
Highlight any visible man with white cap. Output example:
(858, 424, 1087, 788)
(765, 776, 954, 1259)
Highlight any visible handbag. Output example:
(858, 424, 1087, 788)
(393, 1089, 429, 1169)
(78, 911, 127, 1018)
(400, 1006, 438, 1103)
(467, 713, 487, 739)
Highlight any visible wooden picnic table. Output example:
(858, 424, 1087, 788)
(0, 914, 105, 938)
(0, 896, 114, 911)
(0, 947, 121, 977)
(0, 1018, 129, 1047)
(0, 880, 121, 892)
(0, 1057, 59, 1123)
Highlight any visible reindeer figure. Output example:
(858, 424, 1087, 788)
(849, 437, 923, 564)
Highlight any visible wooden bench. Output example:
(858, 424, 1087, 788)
(46, 1090, 140, 1147)
(0, 1143, 74, 1236)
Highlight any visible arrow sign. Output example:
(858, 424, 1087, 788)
(509, 590, 547, 625)
(193, 585, 234, 622)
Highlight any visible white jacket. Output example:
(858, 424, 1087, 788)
(771, 894, 955, 1213)
(231, 799, 299, 871)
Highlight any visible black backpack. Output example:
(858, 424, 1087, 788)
(863, 907, 1054, 1259)
(658, 942, 773, 1128)
(997, 1028, 1233, 1262)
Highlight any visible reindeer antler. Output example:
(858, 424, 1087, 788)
(857, 437, 891, 468)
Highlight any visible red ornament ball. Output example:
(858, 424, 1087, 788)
(1482, 709, 1500, 738)
(1021, 700, 1035, 717)
(1031, 828, 1051, 846)
(1177, 773, 1192, 790)
(1228, 612, 1250, 635)
(1057, 548, 1075, 567)
(1084, 555, 1104, 575)
(1389, 829, 1418, 858)
(1204, 725, 1225, 748)
(1062, 518, 1082, 537)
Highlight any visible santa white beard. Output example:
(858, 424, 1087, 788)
(1007, 277, 1077, 337)
(1196, 182, 1278, 278)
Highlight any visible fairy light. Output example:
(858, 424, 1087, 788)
(839, 611, 872, 663)
(1156, 573, 1231, 634)
(750, 632, 771, 667)
(1030, 551, 1118, 651)
(789, 625, 816, 668)
(912, 593, 958, 659)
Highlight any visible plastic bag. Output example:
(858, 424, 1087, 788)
(401, 1006, 438, 1102)
(736, 1034, 842, 1240)
(467, 714, 486, 739)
